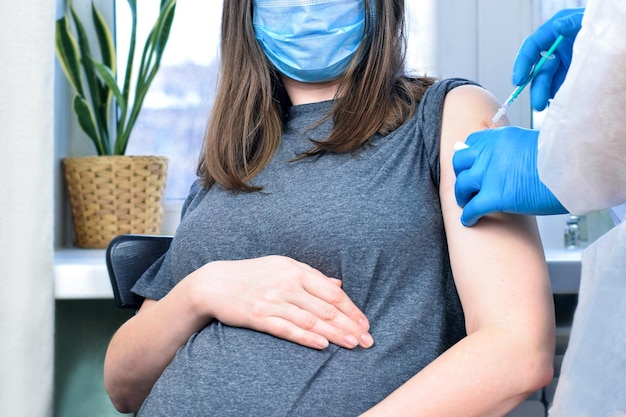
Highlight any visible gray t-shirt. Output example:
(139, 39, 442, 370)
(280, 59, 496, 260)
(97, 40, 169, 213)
(133, 78, 474, 416)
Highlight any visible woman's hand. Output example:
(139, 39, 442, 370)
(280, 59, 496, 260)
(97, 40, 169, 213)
(189, 255, 374, 350)
(106, 255, 373, 412)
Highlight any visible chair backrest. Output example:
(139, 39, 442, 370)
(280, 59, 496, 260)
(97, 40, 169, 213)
(105, 234, 173, 310)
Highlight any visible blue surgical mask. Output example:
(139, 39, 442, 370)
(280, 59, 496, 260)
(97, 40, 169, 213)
(253, 0, 366, 83)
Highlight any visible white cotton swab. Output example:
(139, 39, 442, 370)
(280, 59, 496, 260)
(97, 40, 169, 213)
(453, 141, 470, 152)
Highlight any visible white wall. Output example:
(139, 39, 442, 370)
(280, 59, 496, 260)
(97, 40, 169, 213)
(436, 0, 533, 128)
(1, 2, 55, 416)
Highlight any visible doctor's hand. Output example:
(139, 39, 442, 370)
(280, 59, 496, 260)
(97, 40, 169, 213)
(513, 8, 584, 111)
(191, 255, 373, 350)
(453, 126, 568, 226)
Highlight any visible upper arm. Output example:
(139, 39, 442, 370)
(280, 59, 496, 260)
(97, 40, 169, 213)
(438, 84, 554, 337)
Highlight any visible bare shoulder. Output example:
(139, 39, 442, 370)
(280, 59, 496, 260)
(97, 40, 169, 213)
(441, 84, 503, 132)
(439, 84, 507, 159)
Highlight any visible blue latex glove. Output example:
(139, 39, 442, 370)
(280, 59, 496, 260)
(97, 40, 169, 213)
(453, 126, 568, 227)
(512, 8, 584, 111)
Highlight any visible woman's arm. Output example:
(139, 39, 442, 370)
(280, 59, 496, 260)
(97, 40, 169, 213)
(361, 84, 555, 417)
(104, 255, 373, 413)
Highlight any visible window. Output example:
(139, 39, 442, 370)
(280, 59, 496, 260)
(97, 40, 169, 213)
(115, 1, 437, 201)
(115, 1, 222, 200)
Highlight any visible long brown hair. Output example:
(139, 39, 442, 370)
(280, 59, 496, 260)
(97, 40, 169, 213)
(198, 0, 436, 191)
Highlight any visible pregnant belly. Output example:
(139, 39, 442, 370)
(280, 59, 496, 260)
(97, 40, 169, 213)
(138, 323, 425, 417)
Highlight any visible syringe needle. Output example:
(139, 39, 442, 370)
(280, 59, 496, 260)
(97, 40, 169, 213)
(492, 35, 565, 124)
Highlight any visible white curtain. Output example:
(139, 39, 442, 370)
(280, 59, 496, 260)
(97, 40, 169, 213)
(0, 1, 55, 416)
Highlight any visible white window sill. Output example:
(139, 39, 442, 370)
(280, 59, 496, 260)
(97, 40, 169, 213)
(54, 248, 111, 299)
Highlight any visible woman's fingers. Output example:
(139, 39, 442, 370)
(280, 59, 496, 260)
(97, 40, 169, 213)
(249, 271, 373, 349)
(274, 257, 372, 348)
(298, 276, 373, 347)
(204, 255, 374, 349)
(257, 304, 372, 350)
(289, 260, 371, 329)
(288, 295, 373, 349)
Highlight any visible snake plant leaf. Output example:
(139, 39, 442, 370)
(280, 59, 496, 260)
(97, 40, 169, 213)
(91, 2, 115, 75)
(55, 17, 84, 98)
(91, 3, 115, 126)
(73, 95, 106, 155)
(136, 0, 176, 86)
(92, 60, 127, 120)
(139, 0, 176, 89)
(126, 0, 137, 14)
(117, 0, 176, 155)
(122, 0, 138, 108)
(154, 0, 176, 56)
(70, 4, 109, 149)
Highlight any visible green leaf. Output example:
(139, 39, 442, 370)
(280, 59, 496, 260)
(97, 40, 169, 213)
(118, 0, 176, 155)
(73, 95, 106, 155)
(136, 0, 176, 91)
(91, 2, 116, 137)
(92, 65, 122, 104)
(92, 60, 127, 119)
(91, 2, 116, 74)
(154, 0, 176, 56)
(126, 0, 137, 15)
(119, 0, 137, 111)
(55, 17, 84, 97)
(70, 3, 110, 153)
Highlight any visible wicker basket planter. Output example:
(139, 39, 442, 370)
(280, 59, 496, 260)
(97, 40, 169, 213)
(62, 156, 168, 248)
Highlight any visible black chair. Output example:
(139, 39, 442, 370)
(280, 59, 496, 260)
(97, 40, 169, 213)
(105, 234, 173, 310)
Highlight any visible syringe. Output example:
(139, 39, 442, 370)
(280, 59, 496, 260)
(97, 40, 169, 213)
(492, 35, 565, 124)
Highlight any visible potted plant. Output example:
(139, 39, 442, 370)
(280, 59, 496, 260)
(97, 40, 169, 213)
(55, 0, 176, 248)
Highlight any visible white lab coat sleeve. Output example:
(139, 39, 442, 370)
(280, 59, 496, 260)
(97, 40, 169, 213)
(537, 0, 626, 215)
